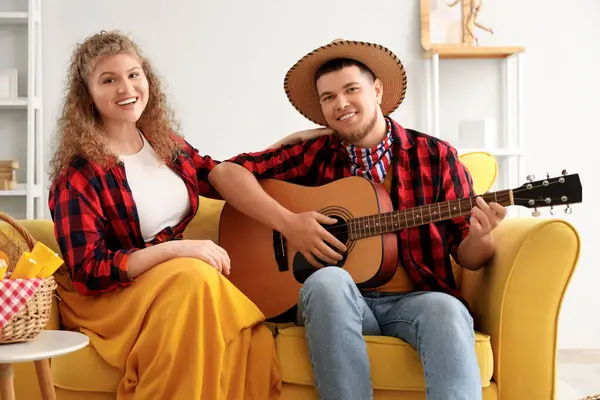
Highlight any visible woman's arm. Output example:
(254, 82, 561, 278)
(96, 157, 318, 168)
(126, 242, 177, 279)
(177, 137, 222, 199)
(127, 239, 230, 279)
(50, 184, 137, 295)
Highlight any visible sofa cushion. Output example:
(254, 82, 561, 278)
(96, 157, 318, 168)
(275, 326, 493, 391)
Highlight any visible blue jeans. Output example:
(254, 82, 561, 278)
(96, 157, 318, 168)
(296, 267, 481, 400)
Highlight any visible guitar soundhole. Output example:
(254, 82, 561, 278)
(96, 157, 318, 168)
(292, 214, 351, 284)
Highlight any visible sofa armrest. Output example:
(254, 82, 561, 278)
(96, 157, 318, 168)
(460, 217, 580, 399)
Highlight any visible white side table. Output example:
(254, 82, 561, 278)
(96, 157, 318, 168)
(0, 330, 89, 400)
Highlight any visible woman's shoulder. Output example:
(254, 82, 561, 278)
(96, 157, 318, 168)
(50, 155, 110, 195)
(168, 133, 211, 163)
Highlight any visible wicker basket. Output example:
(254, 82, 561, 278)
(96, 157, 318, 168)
(0, 211, 57, 344)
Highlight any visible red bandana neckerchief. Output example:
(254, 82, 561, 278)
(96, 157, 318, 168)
(344, 118, 393, 184)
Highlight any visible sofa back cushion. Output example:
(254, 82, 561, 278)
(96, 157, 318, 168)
(182, 197, 225, 243)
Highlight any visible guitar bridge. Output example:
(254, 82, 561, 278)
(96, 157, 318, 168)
(272, 231, 288, 272)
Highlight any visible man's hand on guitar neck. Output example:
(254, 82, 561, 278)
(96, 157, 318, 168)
(469, 196, 507, 239)
(457, 196, 507, 271)
(279, 211, 348, 268)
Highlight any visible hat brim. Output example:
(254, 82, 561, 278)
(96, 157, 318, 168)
(284, 40, 407, 127)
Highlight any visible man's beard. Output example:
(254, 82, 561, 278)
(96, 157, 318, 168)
(338, 108, 378, 146)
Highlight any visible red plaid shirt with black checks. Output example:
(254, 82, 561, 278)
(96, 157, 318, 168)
(226, 118, 475, 301)
(48, 137, 220, 296)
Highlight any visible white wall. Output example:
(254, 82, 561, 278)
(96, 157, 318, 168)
(39, 0, 599, 349)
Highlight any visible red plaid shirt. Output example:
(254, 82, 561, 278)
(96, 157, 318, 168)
(226, 118, 474, 301)
(48, 137, 220, 296)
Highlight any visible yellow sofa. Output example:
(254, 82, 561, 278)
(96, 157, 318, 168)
(8, 153, 580, 400)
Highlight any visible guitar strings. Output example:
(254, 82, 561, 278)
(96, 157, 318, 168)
(322, 193, 512, 237)
(318, 178, 571, 237)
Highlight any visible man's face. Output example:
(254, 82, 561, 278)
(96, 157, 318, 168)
(316, 65, 383, 144)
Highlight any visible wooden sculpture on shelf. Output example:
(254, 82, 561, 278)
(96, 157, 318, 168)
(447, 0, 494, 46)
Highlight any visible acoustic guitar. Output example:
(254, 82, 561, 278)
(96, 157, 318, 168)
(218, 172, 582, 319)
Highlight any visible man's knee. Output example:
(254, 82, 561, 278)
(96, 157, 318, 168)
(299, 267, 363, 326)
(417, 292, 473, 332)
(300, 267, 357, 305)
(303, 267, 353, 292)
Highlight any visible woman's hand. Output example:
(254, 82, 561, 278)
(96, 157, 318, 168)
(267, 127, 334, 149)
(172, 240, 231, 275)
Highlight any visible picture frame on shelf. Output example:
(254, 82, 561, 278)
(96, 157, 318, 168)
(420, 0, 463, 49)
(420, 0, 495, 50)
(0, 69, 18, 99)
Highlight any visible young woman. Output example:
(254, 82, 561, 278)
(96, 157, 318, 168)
(47, 30, 315, 399)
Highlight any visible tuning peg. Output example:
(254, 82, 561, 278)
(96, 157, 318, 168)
(549, 206, 554, 215)
(562, 169, 568, 176)
(526, 174, 535, 182)
(546, 172, 550, 179)
(565, 205, 572, 214)
(532, 208, 541, 217)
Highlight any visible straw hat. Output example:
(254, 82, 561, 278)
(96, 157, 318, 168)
(284, 39, 407, 127)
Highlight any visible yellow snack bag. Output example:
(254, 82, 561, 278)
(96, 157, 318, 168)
(10, 252, 42, 279)
(31, 242, 64, 278)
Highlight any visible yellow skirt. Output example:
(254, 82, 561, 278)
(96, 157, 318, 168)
(56, 258, 282, 400)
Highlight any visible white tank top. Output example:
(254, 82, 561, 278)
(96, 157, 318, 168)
(119, 134, 191, 242)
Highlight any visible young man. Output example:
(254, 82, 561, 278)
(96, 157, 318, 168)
(208, 39, 507, 400)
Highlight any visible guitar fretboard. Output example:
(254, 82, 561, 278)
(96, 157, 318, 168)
(348, 190, 513, 240)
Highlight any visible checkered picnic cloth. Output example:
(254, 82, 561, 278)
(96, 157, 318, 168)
(0, 278, 42, 328)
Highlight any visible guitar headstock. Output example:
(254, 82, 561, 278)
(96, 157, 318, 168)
(513, 170, 582, 216)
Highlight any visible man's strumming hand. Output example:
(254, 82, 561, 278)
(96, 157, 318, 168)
(279, 211, 348, 268)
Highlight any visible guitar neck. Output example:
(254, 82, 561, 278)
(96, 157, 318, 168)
(349, 189, 514, 240)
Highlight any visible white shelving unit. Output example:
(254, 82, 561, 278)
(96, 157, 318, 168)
(423, 45, 526, 216)
(0, 11, 28, 24)
(0, 98, 28, 108)
(0, 0, 44, 219)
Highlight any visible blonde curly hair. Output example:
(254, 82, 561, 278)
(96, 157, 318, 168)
(49, 30, 181, 183)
